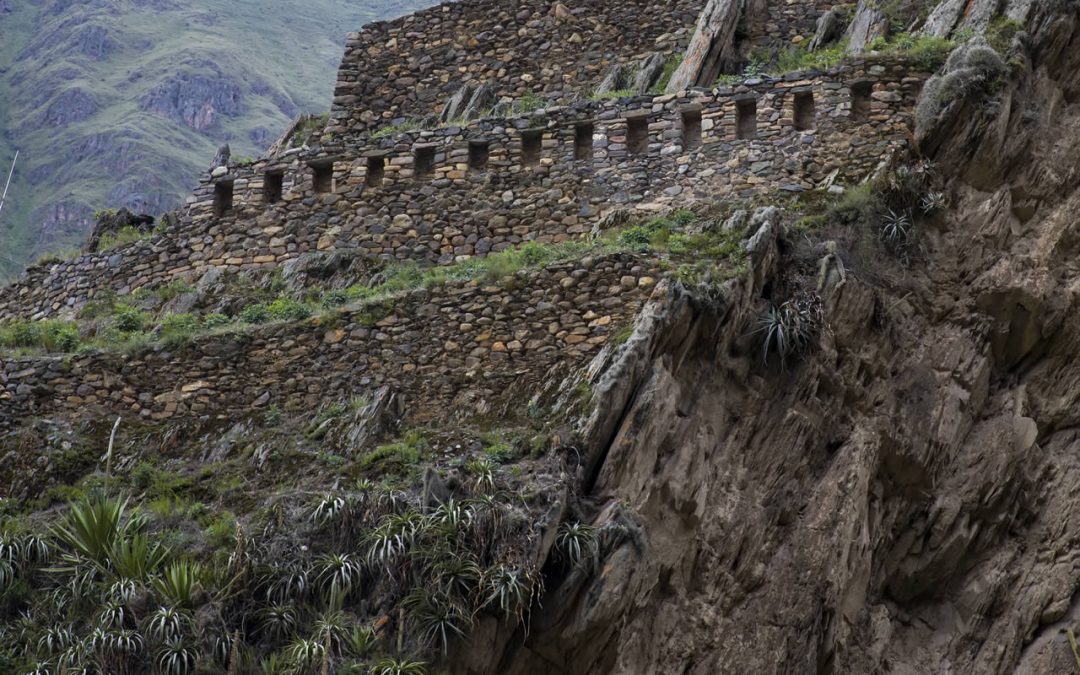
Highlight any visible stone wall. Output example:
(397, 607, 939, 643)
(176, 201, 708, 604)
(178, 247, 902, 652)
(0, 60, 925, 321)
(328, 0, 703, 137)
(750, 0, 836, 49)
(0, 254, 659, 429)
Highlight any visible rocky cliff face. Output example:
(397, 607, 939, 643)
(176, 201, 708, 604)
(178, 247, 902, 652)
(484, 8, 1080, 674)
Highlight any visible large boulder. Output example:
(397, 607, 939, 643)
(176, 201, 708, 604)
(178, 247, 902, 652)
(846, 0, 889, 54)
(808, 9, 845, 52)
(665, 0, 742, 92)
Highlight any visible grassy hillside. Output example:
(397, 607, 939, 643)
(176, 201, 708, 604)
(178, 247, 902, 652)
(0, 0, 430, 280)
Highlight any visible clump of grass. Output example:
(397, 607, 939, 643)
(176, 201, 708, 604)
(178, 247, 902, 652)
(588, 88, 636, 101)
(773, 40, 849, 73)
(513, 90, 545, 115)
(985, 16, 1023, 55)
(370, 119, 423, 139)
(33, 248, 82, 266)
(239, 297, 314, 324)
(361, 429, 429, 475)
(98, 225, 152, 251)
(866, 33, 956, 71)
(652, 57, 682, 93)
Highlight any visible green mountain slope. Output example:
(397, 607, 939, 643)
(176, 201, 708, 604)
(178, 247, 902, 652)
(0, 0, 429, 279)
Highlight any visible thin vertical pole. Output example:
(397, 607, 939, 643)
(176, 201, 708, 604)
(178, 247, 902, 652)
(0, 150, 17, 218)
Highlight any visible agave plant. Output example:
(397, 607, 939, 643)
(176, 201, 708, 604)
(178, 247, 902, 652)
(97, 599, 128, 629)
(56, 641, 94, 674)
(109, 533, 168, 582)
(920, 191, 947, 213)
(156, 638, 197, 675)
(0, 532, 21, 564)
(109, 578, 138, 603)
(754, 303, 799, 366)
(18, 533, 52, 565)
(310, 494, 347, 528)
(37, 625, 76, 655)
(880, 208, 912, 245)
(258, 603, 299, 642)
(370, 657, 427, 675)
(427, 554, 482, 602)
(432, 499, 472, 538)
(311, 608, 353, 657)
(315, 553, 363, 597)
(146, 606, 189, 643)
(555, 521, 600, 572)
(265, 563, 311, 604)
(284, 637, 325, 675)
(367, 510, 427, 569)
(482, 565, 533, 620)
(0, 558, 14, 591)
(466, 495, 505, 554)
(51, 495, 140, 569)
(151, 561, 201, 609)
(466, 459, 497, 494)
(89, 628, 144, 674)
(403, 588, 473, 655)
(346, 626, 377, 659)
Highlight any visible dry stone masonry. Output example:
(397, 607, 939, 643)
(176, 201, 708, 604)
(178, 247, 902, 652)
(328, 0, 704, 136)
(0, 254, 659, 429)
(0, 60, 924, 321)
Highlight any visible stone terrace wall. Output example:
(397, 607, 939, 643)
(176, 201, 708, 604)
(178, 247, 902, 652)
(0, 254, 659, 429)
(328, 0, 703, 136)
(0, 61, 925, 321)
(749, 0, 836, 50)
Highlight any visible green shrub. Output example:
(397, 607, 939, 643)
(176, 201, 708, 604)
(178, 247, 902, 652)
(773, 40, 848, 73)
(239, 303, 272, 324)
(483, 442, 516, 464)
(205, 512, 236, 549)
(202, 313, 231, 329)
(0, 319, 80, 353)
(157, 280, 194, 301)
(112, 304, 150, 333)
(241, 297, 312, 324)
(361, 429, 429, 475)
(984, 16, 1022, 54)
(321, 289, 350, 308)
(160, 313, 199, 342)
(266, 297, 311, 322)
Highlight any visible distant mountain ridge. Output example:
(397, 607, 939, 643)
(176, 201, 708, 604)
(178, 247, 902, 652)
(0, 0, 429, 279)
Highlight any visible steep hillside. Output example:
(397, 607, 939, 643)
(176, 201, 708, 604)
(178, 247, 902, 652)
(5, 0, 1080, 673)
(0, 0, 430, 279)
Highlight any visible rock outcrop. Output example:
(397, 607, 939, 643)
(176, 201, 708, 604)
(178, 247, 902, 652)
(665, 0, 743, 92)
(83, 207, 155, 253)
(475, 8, 1080, 674)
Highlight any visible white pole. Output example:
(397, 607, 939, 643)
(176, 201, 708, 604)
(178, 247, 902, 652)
(0, 150, 17, 218)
